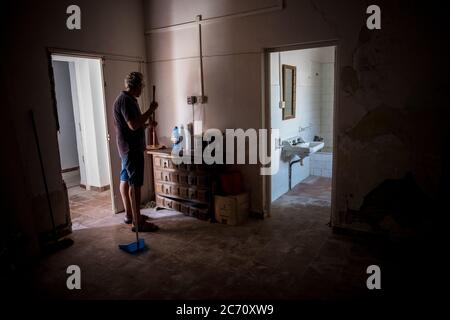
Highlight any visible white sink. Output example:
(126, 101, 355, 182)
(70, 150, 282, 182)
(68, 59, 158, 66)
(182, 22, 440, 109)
(282, 137, 324, 158)
(298, 142, 324, 154)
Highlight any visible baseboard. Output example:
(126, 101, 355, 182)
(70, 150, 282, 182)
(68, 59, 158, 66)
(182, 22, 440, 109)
(88, 185, 110, 192)
(78, 184, 110, 192)
(61, 166, 79, 173)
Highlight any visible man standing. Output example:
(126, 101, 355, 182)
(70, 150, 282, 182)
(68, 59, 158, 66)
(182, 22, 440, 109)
(113, 72, 159, 232)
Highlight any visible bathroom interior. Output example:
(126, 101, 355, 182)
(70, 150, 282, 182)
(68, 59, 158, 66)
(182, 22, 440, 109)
(270, 45, 335, 207)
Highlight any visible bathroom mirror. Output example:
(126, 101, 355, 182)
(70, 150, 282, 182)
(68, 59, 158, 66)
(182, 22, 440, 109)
(282, 64, 296, 120)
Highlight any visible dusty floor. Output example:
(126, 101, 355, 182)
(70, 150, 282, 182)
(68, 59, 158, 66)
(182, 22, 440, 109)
(68, 187, 113, 230)
(20, 176, 434, 300)
(62, 170, 81, 189)
(62, 169, 114, 230)
(289, 175, 332, 204)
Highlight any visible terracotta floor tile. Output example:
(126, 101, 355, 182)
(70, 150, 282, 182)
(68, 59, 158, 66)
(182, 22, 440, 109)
(68, 187, 113, 231)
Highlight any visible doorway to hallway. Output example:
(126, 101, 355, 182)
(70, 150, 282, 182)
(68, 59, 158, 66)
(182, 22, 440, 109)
(51, 54, 114, 230)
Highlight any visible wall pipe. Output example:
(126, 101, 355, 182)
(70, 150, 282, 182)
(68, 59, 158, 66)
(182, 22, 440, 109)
(145, 0, 283, 35)
(197, 15, 205, 98)
(289, 158, 303, 190)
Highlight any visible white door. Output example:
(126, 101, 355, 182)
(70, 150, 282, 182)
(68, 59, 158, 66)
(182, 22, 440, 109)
(101, 59, 149, 213)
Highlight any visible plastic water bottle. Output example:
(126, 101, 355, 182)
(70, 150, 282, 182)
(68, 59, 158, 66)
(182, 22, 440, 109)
(171, 126, 179, 146)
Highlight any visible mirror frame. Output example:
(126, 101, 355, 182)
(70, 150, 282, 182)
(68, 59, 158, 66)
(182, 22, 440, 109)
(282, 64, 297, 120)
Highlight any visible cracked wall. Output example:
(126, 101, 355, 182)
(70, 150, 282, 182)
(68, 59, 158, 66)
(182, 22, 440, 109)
(145, 0, 449, 233)
(337, 1, 449, 233)
(2, 0, 449, 258)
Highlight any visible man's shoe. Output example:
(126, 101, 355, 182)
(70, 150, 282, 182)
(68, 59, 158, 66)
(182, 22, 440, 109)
(131, 222, 159, 232)
(124, 216, 133, 224)
(125, 215, 149, 225)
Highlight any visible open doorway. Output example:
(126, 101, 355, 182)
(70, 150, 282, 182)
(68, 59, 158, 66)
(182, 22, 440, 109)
(267, 45, 337, 215)
(51, 54, 114, 230)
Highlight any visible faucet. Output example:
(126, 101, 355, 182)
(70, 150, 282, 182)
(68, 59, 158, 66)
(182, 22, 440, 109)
(293, 136, 305, 145)
(299, 124, 312, 133)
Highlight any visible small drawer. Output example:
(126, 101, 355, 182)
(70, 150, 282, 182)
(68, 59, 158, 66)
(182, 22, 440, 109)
(162, 171, 171, 182)
(172, 201, 181, 212)
(155, 182, 163, 194)
(170, 172, 179, 183)
(153, 157, 162, 167)
(164, 198, 174, 209)
(180, 203, 190, 215)
(171, 185, 180, 196)
(161, 158, 170, 169)
(154, 170, 163, 181)
(197, 189, 209, 202)
(189, 207, 199, 218)
(197, 175, 209, 187)
(188, 174, 197, 185)
(163, 184, 171, 195)
(188, 188, 197, 200)
(178, 173, 188, 185)
(179, 187, 188, 198)
(196, 164, 206, 172)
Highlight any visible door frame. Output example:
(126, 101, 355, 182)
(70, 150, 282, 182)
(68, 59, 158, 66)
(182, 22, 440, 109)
(47, 49, 116, 213)
(261, 39, 341, 226)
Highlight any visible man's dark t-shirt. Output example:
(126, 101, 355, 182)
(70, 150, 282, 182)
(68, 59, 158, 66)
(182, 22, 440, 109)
(113, 91, 145, 158)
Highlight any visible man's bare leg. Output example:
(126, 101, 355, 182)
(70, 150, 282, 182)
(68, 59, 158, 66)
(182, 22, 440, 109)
(129, 185, 155, 230)
(120, 181, 132, 221)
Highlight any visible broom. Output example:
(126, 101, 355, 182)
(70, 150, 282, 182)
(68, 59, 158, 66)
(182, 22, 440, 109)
(30, 110, 74, 254)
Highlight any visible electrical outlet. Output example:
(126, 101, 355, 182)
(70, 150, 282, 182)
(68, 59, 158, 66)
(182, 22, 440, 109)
(187, 96, 197, 105)
(197, 96, 207, 104)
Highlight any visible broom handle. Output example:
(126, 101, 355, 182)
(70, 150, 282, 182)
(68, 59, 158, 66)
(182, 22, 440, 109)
(152, 85, 156, 145)
(30, 110, 57, 239)
(130, 186, 139, 248)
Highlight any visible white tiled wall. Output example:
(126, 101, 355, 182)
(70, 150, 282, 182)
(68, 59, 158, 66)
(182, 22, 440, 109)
(310, 152, 333, 177)
(320, 63, 334, 151)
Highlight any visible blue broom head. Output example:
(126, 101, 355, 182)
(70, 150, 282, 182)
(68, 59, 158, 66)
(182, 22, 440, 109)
(119, 238, 146, 253)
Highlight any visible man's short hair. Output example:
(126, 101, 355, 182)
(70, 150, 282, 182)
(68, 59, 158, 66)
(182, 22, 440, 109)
(125, 72, 144, 90)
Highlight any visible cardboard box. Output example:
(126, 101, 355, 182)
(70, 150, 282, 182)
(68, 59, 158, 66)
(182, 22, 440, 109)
(214, 193, 249, 226)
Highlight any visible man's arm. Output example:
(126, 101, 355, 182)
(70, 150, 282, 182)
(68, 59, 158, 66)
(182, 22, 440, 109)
(126, 102, 158, 131)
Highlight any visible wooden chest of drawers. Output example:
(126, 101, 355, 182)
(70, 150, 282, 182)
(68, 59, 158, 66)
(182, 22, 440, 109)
(147, 149, 214, 220)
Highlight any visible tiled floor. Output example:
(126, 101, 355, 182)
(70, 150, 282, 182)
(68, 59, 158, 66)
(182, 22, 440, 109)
(68, 186, 113, 230)
(21, 174, 436, 301)
(62, 170, 81, 189)
(289, 175, 332, 204)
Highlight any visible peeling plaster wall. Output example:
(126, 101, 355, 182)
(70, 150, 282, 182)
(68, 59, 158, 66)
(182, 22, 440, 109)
(144, 0, 449, 231)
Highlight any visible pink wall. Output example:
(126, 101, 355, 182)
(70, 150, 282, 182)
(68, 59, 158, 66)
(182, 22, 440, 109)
(143, 0, 449, 231)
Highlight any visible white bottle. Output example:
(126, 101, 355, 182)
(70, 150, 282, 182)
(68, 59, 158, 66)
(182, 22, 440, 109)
(183, 124, 191, 155)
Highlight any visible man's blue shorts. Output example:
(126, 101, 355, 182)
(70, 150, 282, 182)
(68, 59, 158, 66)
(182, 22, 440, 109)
(120, 151, 144, 187)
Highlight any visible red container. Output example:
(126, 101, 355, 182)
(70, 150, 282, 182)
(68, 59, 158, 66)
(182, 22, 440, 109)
(220, 171, 243, 195)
